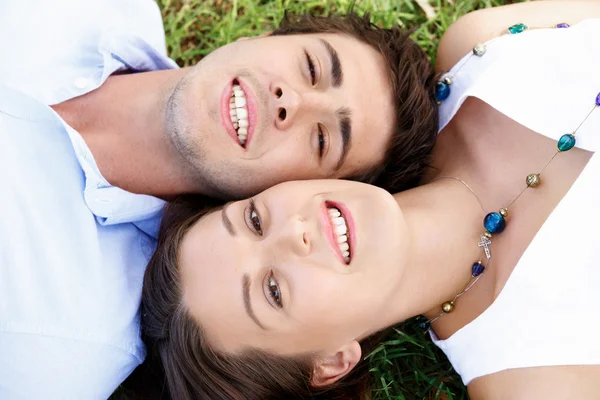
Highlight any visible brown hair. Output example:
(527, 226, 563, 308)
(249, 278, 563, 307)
(271, 12, 438, 191)
(118, 11, 434, 399)
(125, 196, 392, 400)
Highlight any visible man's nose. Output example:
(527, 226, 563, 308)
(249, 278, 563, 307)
(272, 82, 329, 131)
(272, 81, 300, 130)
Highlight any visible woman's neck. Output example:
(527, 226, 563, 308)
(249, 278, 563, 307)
(381, 97, 593, 336)
(380, 98, 554, 327)
(378, 180, 486, 325)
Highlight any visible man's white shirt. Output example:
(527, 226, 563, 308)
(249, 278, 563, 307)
(0, 0, 177, 398)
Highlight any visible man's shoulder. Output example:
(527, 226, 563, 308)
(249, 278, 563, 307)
(0, 330, 143, 399)
(0, 0, 169, 104)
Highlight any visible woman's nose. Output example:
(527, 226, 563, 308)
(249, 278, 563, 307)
(274, 216, 311, 258)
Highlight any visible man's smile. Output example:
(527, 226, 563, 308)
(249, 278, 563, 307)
(220, 78, 258, 149)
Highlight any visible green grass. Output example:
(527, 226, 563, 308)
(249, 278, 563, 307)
(155, 1, 518, 399)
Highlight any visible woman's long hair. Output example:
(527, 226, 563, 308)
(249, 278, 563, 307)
(118, 195, 392, 400)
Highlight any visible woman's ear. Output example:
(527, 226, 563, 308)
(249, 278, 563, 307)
(236, 32, 272, 42)
(311, 340, 362, 387)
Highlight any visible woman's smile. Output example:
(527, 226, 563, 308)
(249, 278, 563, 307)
(320, 200, 355, 265)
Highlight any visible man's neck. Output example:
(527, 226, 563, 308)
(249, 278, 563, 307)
(51, 68, 206, 198)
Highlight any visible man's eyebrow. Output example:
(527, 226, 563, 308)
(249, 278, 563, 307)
(222, 202, 237, 236)
(243, 274, 267, 331)
(334, 107, 352, 172)
(319, 39, 343, 87)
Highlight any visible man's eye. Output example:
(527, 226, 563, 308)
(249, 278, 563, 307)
(267, 273, 282, 308)
(305, 51, 316, 85)
(246, 199, 263, 236)
(317, 125, 326, 158)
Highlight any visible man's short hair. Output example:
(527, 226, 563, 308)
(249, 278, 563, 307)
(272, 12, 438, 192)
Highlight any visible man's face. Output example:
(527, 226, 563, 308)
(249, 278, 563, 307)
(166, 32, 395, 198)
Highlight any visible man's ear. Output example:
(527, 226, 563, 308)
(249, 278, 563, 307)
(236, 32, 272, 42)
(311, 340, 362, 387)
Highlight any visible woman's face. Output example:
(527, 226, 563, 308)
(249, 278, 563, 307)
(179, 179, 409, 356)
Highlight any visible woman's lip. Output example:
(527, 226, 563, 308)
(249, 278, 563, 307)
(236, 78, 257, 148)
(320, 201, 355, 266)
(219, 80, 244, 149)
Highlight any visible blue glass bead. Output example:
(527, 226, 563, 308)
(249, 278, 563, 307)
(472, 262, 486, 277)
(416, 317, 431, 331)
(596, 92, 600, 107)
(435, 81, 451, 103)
(557, 133, 576, 152)
(508, 23, 528, 34)
(484, 212, 506, 234)
(555, 23, 570, 29)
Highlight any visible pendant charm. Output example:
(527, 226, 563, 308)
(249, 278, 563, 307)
(478, 235, 492, 259)
(526, 173, 541, 188)
(415, 316, 430, 331)
(442, 301, 455, 313)
(435, 81, 451, 104)
(508, 23, 528, 35)
(558, 133, 576, 152)
(472, 43, 487, 56)
(472, 261, 486, 277)
(484, 212, 506, 234)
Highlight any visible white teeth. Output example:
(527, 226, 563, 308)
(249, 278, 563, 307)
(236, 107, 248, 119)
(327, 207, 351, 263)
(333, 217, 345, 226)
(334, 223, 347, 236)
(234, 96, 247, 107)
(229, 83, 250, 146)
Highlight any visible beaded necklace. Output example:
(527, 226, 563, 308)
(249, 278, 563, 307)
(416, 22, 600, 331)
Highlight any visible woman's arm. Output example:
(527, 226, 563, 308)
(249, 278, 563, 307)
(436, 0, 600, 73)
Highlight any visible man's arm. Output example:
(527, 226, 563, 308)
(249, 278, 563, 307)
(436, 0, 600, 73)
(0, 333, 140, 399)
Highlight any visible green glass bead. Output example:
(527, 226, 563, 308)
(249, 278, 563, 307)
(508, 23, 528, 34)
(557, 134, 576, 152)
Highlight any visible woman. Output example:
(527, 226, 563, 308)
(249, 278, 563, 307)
(140, 2, 600, 399)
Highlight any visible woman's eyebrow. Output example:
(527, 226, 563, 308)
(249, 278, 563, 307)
(222, 202, 237, 236)
(243, 274, 267, 330)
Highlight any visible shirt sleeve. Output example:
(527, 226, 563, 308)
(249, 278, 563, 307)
(0, 331, 142, 400)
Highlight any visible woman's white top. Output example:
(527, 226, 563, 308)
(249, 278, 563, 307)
(432, 19, 600, 386)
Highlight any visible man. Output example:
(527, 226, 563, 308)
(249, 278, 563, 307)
(0, 0, 437, 397)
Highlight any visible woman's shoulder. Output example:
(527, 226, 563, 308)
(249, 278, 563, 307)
(436, 1, 600, 73)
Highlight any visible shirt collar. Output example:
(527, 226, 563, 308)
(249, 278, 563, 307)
(64, 33, 178, 239)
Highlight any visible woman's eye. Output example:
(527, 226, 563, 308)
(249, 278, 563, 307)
(305, 51, 316, 85)
(267, 274, 282, 308)
(247, 199, 263, 236)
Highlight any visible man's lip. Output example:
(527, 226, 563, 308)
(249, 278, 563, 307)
(319, 201, 356, 266)
(219, 80, 243, 148)
(236, 78, 257, 148)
